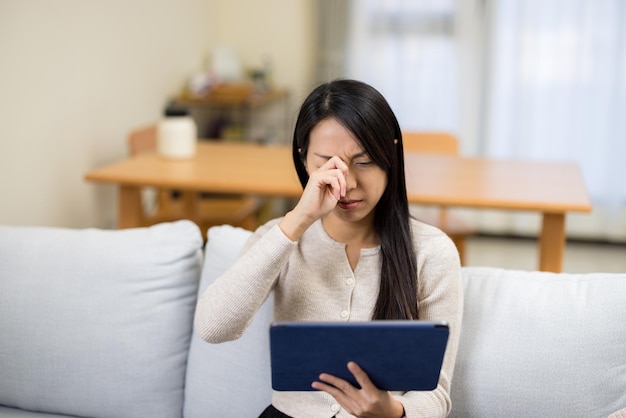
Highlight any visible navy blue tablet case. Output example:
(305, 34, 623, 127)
(269, 321, 449, 392)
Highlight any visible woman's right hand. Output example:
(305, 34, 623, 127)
(279, 156, 348, 241)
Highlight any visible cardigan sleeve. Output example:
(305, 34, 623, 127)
(194, 220, 296, 344)
(396, 229, 464, 418)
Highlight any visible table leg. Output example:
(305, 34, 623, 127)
(538, 213, 566, 272)
(117, 185, 143, 229)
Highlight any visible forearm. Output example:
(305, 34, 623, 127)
(194, 224, 295, 343)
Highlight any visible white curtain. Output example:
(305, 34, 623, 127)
(345, 0, 461, 134)
(340, 0, 626, 242)
(480, 0, 626, 241)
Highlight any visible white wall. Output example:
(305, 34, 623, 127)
(212, 0, 317, 108)
(0, 0, 316, 229)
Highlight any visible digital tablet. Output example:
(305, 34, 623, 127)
(269, 320, 449, 392)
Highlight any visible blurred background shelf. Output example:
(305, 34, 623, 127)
(170, 86, 291, 144)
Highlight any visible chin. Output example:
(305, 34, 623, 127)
(334, 207, 373, 224)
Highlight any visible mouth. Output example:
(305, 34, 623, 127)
(337, 199, 361, 210)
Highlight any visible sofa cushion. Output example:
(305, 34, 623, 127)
(184, 225, 274, 418)
(451, 267, 626, 418)
(0, 221, 203, 418)
(0, 406, 75, 417)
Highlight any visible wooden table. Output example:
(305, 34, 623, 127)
(85, 142, 592, 272)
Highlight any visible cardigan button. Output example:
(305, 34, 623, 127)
(340, 310, 349, 319)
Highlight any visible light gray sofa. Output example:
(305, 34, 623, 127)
(0, 221, 624, 418)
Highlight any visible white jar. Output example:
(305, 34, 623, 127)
(157, 109, 197, 159)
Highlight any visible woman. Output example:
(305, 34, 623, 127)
(195, 79, 463, 418)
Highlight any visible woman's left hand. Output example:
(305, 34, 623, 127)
(311, 362, 405, 418)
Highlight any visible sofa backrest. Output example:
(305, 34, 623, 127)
(451, 267, 626, 417)
(184, 225, 273, 418)
(0, 221, 204, 418)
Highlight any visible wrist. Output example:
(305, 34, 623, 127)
(278, 209, 315, 241)
(391, 398, 405, 418)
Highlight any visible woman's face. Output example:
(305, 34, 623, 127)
(305, 118, 388, 224)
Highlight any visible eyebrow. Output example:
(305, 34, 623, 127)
(312, 151, 369, 160)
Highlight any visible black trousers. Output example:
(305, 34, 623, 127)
(259, 404, 339, 418)
(258, 405, 293, 418)
(259, 404, 337, 418)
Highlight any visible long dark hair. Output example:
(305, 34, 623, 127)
(292, 79, 418, 320)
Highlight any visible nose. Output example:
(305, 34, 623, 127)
(345, 167, 357, 191)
